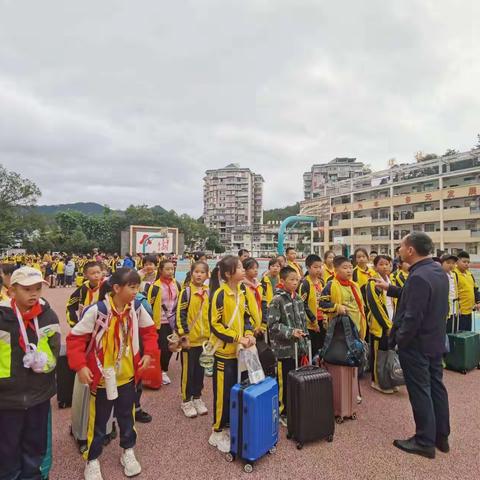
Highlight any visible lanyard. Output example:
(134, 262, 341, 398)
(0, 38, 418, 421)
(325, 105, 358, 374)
(14, 304, 40, 353)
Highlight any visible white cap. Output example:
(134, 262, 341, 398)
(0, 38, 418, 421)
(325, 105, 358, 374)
(10, 267, 48, 287)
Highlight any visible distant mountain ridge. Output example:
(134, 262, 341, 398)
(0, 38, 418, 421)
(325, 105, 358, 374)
(36, 202, 106, 215)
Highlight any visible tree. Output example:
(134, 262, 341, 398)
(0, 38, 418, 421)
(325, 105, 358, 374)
(442, 148, 458, 157)
(0, 165, 41, 248)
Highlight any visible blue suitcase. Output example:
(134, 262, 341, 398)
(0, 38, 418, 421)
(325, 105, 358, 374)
(229, 376, 279, 473)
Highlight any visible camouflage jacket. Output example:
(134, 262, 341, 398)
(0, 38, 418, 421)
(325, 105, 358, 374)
(267, 288, 309, 360)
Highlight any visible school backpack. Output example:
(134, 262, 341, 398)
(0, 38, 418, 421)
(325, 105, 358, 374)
(319, 315, 365, 367)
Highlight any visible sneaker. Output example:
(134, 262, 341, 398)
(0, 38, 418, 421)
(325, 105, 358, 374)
(208, 430, 231, 453)
(120, 449, 142, 477)
(84, 459, 103, 480)
(371, 382, 394, 394)
(162, 372, 171, 385)
(393, 386, 399, 393)
(193, 398, 208, 416)
(135, 409, 152, 423)
(279, 415, 288, 428)
(181, 401, 198, 418)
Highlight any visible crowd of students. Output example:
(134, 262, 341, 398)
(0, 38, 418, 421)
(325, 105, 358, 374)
(0, 245, 479, 480)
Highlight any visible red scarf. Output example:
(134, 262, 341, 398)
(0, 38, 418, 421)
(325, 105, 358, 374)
(161, 277, 176, 301)
(11, 299, 42, 352)
(86, 281, 102, 306)
(336, 277, 366, 322)
(244, 279, 262, 311)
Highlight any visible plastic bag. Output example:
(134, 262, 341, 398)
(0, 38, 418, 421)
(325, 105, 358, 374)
(238, 346, 265, 385)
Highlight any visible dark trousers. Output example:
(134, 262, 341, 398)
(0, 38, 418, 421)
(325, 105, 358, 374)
(398, 348, 450, 447)
(65, 275, 74, 286)
(57, 274, 65, 286)
(212, 356, 237, 431)
(308, 326, 326, 358)
(135, 381, 143, 411)
(0, 399, 50, 480)
(277, 357, 295, 416)
(181, 346, 204, 402)
(158, 324, 173, 372)
(459, 314, 472, 332)
(86, 381, 137, 461)
(370, 332, 389, 384)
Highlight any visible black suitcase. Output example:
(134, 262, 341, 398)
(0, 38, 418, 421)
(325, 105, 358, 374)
(56, 345, 76, 408)
(287, 342, 335, 449)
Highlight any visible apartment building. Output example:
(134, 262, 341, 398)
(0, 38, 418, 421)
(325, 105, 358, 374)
(230, 222, 310, 258)
(204, 164, 264, 247)
(303, 157, 367, 200)
(300, 149, 480, 258)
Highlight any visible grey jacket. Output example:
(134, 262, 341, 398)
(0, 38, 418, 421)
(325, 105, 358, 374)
(267, 288, 309, 360)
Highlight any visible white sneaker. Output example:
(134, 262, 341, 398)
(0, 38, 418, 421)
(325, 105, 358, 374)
(120, 448, 142, 477)
(208, 430, 231, 453)
(162, 372, 171, 385)
(84, 459, 103, 480)
(181, 400, 198, 418)
(193, 398, 208, 416)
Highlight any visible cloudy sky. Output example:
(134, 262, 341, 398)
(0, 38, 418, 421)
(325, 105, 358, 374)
(0, 0, 479, 216)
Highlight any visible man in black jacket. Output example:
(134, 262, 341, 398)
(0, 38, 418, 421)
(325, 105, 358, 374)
(375, 232, 450, 459)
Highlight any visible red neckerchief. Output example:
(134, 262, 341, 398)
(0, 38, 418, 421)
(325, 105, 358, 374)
(11, 299, 42, 352)
(336, 277, 366, 321)
(244, 278, 262, 310)
(107, 296, 132, 362)
(161, 277, 176, 301)
(86, 281, 102, 305)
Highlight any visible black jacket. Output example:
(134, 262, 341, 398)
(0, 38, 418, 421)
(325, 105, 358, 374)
(387, 258, 448, 356)
(0, 298, 61, 410)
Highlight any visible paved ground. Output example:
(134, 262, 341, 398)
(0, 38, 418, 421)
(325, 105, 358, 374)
(46, 287, 480, 480)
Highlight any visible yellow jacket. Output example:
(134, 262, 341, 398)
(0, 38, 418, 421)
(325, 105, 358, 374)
(241, 281, 264, 332)
(299, 274, 324, 331)
(209, 283, 253, 360)
(147, 278, 181, 329)
(454, 268, 480, 315)
(366, 278, 392, 338)
(176, 285, 210, 347)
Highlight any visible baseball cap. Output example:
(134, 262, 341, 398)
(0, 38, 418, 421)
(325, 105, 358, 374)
(440, 254, 458, 263)
(10, 267, 48, 286)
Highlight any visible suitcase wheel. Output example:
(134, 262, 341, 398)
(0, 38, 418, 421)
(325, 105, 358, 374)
(244, 463, 253, 473)
(225, 453, 234, 463)
(335, 417, 344, 425)
(296, 442, 303, 450)
(269, 446, 277, 454)
(351, 413, 357, 420)
(327, 434, 334, 443)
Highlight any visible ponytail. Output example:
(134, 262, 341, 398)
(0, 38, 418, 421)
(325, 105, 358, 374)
(209, 266, 221, 302)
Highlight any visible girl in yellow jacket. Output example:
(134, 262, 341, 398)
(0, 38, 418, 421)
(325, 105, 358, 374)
(242, 257, 265, 336)
(207, 256, 255, 454)
(260, 258, 281, 319)
(176, 261, 210, 419)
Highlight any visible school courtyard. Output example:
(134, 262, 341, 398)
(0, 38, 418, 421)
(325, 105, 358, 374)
(47, 287, 480, 480)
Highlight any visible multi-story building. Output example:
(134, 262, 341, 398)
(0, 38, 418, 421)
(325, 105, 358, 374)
(300, 149, 480, 259)
(230, 222, 310, 258)
(303, 157, 367, 200)
(204, 164, 264, 247)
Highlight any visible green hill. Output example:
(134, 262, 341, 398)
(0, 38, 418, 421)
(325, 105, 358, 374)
(36, 202, 106, 215)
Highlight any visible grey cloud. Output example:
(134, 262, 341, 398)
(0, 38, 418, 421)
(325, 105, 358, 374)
(0, 0, 479, 215)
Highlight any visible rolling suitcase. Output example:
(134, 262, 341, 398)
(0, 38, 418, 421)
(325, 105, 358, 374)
(324, 362, 359, 423)
(445, 311, 480, 374)
(140, 348, 162, 389)
(229, 367, 279, 473)
(56, 344, 76, 408)
(70, 375, 115, 454)
(286, 341, 335, 449)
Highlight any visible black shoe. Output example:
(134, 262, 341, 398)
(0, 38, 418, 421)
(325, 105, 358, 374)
(135, 409, 152, 423)
(435, 436, 449, 453)
(393, 437, 435, 459)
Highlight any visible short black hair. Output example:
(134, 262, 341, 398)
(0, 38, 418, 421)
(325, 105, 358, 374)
(373, 255, 392, 267)
(457, 251, 470, 260)
(404, 232, 434, 257)
(143, 255, 158, 266)
(280, 266, 297, 280)
(268, 258, 281, 268)
(333, 256, 351, 269)
(84, 261, 102, 273)
(193, 252, 206, 261)
(285, 247, 295, 254)
(305, 254, 322, 269)
(238, 249, 249, 257)
(242, 257, 259, 270)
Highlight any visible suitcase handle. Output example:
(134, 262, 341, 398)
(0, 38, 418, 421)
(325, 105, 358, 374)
(294, 338, 312, 370)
